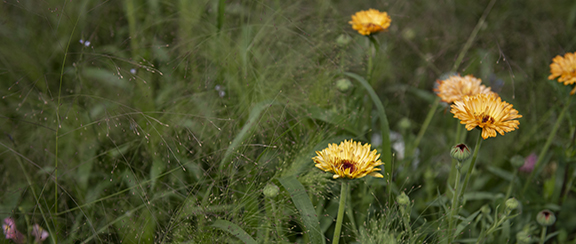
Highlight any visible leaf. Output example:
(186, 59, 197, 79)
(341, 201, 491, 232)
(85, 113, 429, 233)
(212, 219, 257, 244)
(279, 175, 326, 244)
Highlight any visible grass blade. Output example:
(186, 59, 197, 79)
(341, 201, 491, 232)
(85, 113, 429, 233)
(279, 175, 326, 244)
(212, 219, 257, 244)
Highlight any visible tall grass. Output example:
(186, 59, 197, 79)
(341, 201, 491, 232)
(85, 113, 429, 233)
(1, 0, 576, 243)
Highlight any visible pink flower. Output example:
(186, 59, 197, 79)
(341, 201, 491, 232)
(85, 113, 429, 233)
(2, 217, 26, 244)
(32, 224, 49, 243)
(519, 153, 537, 173)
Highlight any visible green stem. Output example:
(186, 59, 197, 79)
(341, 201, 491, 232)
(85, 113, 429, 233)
(448, 132, 483, 243)
(410, 97, 440, 159)
(400, 206, 412, 236)
(451, 0, 498, 73)
(562, 167, 576, 205)
(447, 161, 462, 243)
(217, 0, 226, 34)
(505, 170, 518, 200)
(460, 132, 483, 200)
(269, 199, 284, 242)
(539, 226, 547, 244)
(366, 35, 380, 84)
(522, 97, 570, 194)
(476, 210, 516, 243)
(333, 181, 348, 244)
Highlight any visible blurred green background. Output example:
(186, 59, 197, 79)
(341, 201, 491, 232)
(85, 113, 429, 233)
(1, 0, 576, 243)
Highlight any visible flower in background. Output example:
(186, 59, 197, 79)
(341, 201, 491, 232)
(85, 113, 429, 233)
(519, 153, 537, 173)
(313, 140, 384, 179)
(32, 224, 49, 243)
(548, 52, 576, 95)
(349, 9, 391, 36)
(450, 94, 522, 139)
(435, 74, 497, 103)
(2, 218, 26, 244)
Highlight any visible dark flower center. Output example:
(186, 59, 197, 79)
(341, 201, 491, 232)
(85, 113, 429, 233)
(456, 144, 468, 151)
(481, 114, 493, 124)
(341, 160, 356, 173)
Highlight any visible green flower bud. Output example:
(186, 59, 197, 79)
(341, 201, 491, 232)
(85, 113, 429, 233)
(450, 144, 471, 162)
(506, 198, 519, 210)
(536, 209, 556, 227)
(481, 204, 491, 215)
(402, 28, 416, 41)
(336, 34, 352, 46)
(516, 230, 531, 244)
(398, 118, 411, 130)
(263, 183, 279, 198)
(510, 155, 524, 168)
(336, 79, 353, 92)
(397, 192, 410, 206)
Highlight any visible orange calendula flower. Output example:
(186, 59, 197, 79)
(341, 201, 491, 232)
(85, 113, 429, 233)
(313, 140, 384, 179)
(548, 52, 576, 95)
(435, 74, 497, 103)
(349, 9, 391, 36)
(451, 94, 522, 139)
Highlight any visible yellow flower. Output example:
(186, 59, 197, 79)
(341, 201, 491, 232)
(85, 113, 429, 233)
(435, 74, 497, 103)
(349, 9, 391, 36)
(451, 94, 522, 139)
(548, 52, 576, 95)
(313, 140, 384, 179)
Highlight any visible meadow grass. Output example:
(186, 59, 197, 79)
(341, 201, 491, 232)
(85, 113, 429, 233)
(1, 0, 576, 243)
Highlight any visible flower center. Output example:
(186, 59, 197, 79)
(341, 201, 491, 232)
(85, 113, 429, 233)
(341, 160, 356, 173)
(480, 114, 494, 124)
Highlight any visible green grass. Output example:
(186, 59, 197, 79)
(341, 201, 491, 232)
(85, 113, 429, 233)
(1, 0, 576, 243)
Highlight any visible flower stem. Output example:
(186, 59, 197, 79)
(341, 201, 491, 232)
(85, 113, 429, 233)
(409, 97, 440, 159)
(539, 226, 547, 244)
(448, 132, 483, 243)
(451, 0, 497, 73)
(333, 181, 348, 244)
(522, 97, 570, 194)
(460, 132, 483, 201)
(505, 169, 518, 200)
(447, 161, 462, 243)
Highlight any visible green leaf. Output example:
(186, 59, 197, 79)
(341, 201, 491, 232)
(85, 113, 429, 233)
(279, 175, 326, 244)
(212, 219, 257, 244)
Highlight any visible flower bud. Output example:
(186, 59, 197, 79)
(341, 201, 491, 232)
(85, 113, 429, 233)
(398, 118, 411, 131)
(336, 34, 352, 46)
(481, 204, 491, 215)
(516, 230, 531, 244)
(263, 183, 279, 198)
(536, 209, 556, 227)
(505, 198, 519, 210)
(336, 79, 353, 92)
(450, 144, 471, 162)
(397, 192, 410, 206)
